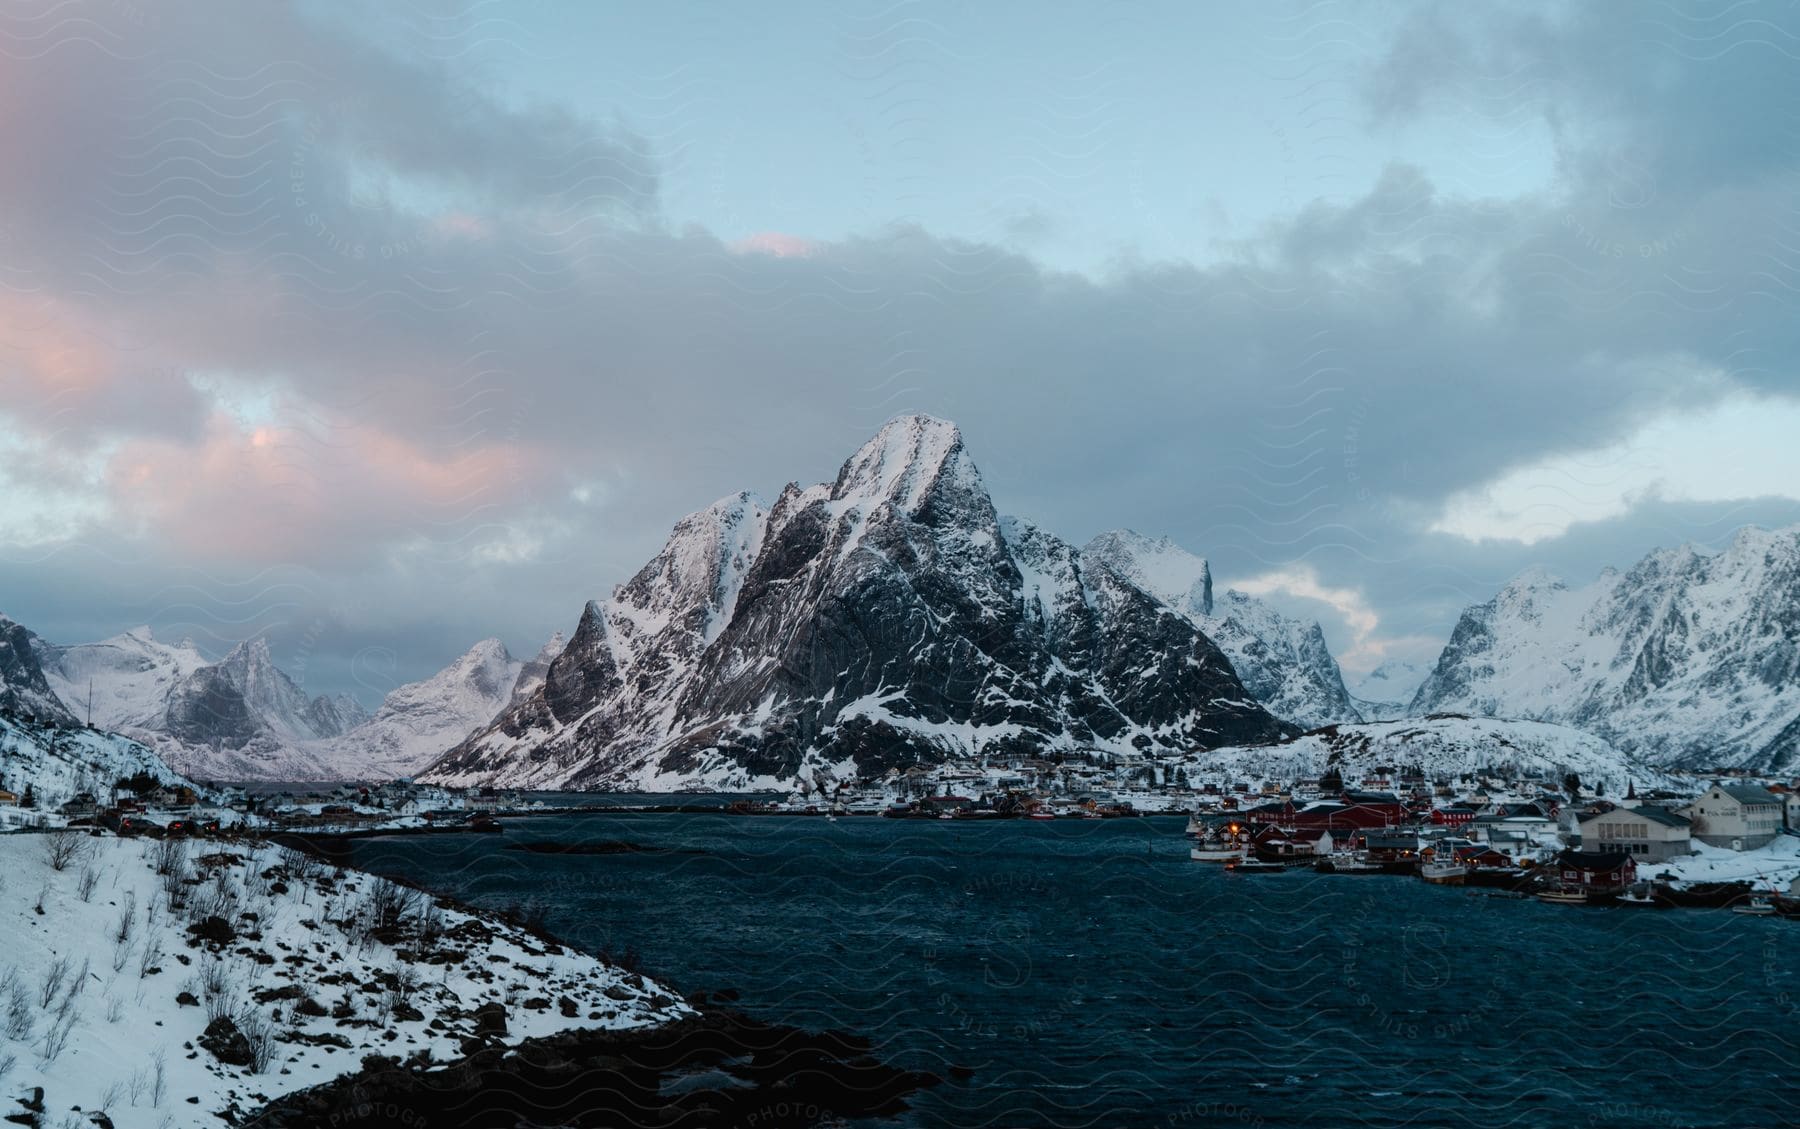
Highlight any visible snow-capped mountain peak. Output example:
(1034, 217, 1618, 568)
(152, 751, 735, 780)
(831, 413, 972, 513)
(1080, 531, 1360, 730)
(426, 419, 1292, 790)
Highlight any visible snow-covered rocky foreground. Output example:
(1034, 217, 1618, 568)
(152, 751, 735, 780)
(0, 834, 689, 1127)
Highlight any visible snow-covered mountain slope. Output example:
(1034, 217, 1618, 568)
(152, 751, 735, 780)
(1082, 531, 1362, 729)
(1347, 658, 1430, 720)
(508, 631, 567, 709)
(34, 626, 469, 782)
(1410, 525, 1800, 771)
(37, 626, 209, 732)
(0, 613, 77, 725)
(293, 638, 524, 781)
(0, 712, 191, 809)
(0, 836, 688, 1126)
(427, 415, 1292, 790)
(1177, 714, 1663, 796)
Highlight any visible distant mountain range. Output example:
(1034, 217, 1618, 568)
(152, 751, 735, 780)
(16, 623, 558, 782)
(5, 416, 1796, 786)
(1347, 659, 1430, 721)
(1411, 525, 1800, 772)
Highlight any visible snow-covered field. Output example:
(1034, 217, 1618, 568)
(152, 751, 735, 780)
(1651, 834, 1800, 891)
(0, 834, 690, 1127)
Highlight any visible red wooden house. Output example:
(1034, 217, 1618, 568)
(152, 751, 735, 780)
(1554, 849, 1637, 893)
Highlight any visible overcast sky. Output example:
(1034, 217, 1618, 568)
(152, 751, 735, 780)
(3, 0, 1799, 706)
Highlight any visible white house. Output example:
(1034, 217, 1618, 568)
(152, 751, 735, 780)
(1578, 805, 1692, 862)
(1684, 784, 1784, 850)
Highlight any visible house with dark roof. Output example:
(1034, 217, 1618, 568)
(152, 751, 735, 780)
(1554, 849, 1637, 894)
(1578, 804, 1691, 862)
(1684, 784, 1784, 850)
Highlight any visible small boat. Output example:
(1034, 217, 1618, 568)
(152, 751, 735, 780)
(1225, 859, 1286, 874)
(1028, 811, 1056, 822)
(1190, 843, 1248, 862)
(1314, 854, 1384, 875)
(1535, 888, 1588, 906)
(1418, 856, 1468, 886)
(1732, 897, 1777, 917)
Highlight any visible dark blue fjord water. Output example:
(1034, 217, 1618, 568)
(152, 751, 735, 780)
(346, 812, 1800, 1129)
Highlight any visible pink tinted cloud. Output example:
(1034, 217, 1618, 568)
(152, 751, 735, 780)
(730, 231, 819, 258)
(432, 211, 491, 239)
(105, 410, 548, 564)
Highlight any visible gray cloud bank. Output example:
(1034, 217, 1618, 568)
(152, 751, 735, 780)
(2, 1, 1798, 701)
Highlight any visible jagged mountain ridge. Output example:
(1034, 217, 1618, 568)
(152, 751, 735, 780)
(1410, 525, 1800, 770)
(40, 630, 364, 760)
(1081, 531, 1363, 730)
(297, 638, 524, 782)
(35, 625, 538, 781)
(426, 415, 1293, 790)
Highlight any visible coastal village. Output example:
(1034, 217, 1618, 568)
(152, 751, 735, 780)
(4, 731, 1799, 915)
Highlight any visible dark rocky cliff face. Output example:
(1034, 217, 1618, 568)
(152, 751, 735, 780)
(427, 416, 1291, 789)
(0, 615, 75, 724)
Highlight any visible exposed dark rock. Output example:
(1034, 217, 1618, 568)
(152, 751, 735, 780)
(199, 1016, 254, 1067)
(472, 1002, 507, 1037)
(243, 1010, 947, 1129)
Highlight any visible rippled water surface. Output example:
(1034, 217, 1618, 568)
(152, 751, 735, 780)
(347, 810, 1799, 1129)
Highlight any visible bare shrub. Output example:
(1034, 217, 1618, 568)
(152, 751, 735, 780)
(234, 1006, 278, 1073)
(41, 829, 88, 872)
(0, 971, 29, 1039)
(115, 891, 137, 944)
(366, 877, 419, 931)
(198, 958, 236, 1023)
(75, 865, 100, 902)
(150, 838, 187, 876)
(37, 1010, 76, 1062)
(125, 1063, 149, 1106)
(136, 940, 162, 980)
(38, 955, 70, 1009)
(149, 1050, 166, 1106)
(416, 900, 445, 951)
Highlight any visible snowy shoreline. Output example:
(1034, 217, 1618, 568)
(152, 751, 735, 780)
(0, 832, 692, 1127)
